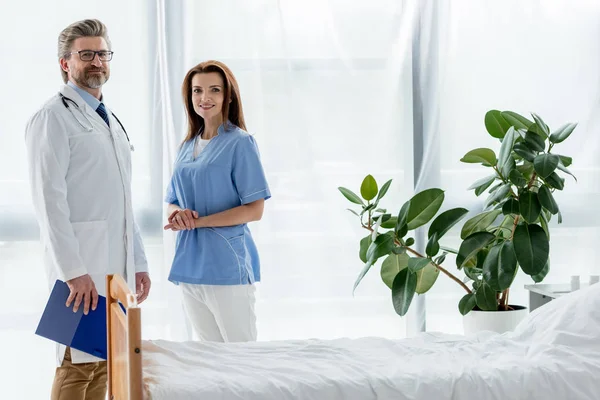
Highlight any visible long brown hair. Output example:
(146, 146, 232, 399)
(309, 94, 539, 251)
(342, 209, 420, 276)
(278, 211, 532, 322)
(181, 60, 246, 143)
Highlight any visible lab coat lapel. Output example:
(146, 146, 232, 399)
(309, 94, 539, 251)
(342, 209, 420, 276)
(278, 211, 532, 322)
(59, 84, 111, 135)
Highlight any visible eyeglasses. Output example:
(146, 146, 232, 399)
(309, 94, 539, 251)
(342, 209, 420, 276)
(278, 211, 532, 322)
(65, 50, 114, 62)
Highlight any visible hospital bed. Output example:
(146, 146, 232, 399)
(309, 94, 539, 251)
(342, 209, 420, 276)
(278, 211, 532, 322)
(105, 274, 600, 400)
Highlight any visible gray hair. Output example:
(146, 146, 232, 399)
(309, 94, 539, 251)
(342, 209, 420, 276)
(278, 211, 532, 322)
(57, 19, 111, 83)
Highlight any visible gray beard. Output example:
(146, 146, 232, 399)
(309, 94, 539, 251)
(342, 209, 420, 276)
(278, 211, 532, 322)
(73, 69, 109, 89)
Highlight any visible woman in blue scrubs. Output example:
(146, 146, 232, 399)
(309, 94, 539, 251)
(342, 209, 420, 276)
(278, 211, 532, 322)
(164, 60, 271, 342)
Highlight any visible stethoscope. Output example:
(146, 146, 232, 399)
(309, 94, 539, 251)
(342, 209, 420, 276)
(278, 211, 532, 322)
(60, 94, 134, 151)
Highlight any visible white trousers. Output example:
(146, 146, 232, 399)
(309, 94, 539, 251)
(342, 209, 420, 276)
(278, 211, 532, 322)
(180, 283, 257, 342)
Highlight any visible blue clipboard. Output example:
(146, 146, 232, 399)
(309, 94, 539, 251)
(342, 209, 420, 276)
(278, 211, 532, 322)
(35, 279, 108, 359)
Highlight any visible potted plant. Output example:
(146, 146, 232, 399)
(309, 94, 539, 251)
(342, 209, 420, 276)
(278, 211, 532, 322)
(339, 109, 577, 334)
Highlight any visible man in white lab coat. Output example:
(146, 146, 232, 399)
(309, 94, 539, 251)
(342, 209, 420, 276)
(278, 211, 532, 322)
(24, 19, 151, 400)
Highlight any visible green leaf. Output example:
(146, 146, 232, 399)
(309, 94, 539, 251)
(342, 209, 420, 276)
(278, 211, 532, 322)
(458, 293, 477, 315)
(485, 110, 511, 139)
(380, 253, 409, 289)
(558, 155, 572, 167)
(346, 208, 360, 217)
(415, 263, 439, 294)
(539, 212, 550, 239)
(404, 237, 415, 246)
(353, 259, 374, 294)
(545, 172, 565, 190)
(360, 175, 378, 201)
(512, 143, 536, 162)
(498, 215, 515, 236)
(359, 235, 372, 263)
(501, 155, 516, 179)
(537, 185, 559, 214)
(456, 232, 495, 269)
(508, 169, 527, 187)
(406, 189, 445, 230)
(392, 246, 407, 255)
(502, 198, 520, 216)
(468, 175, 497, 196)
(434, 252, 447, 265)
(531, 113, 550, 139)
(395, 201, 410, 237)
(366, 232, 395, 263)
(532, 258, 550, 283)
(460, 209, 502, 239)
(533, 154, 560, 179)
(517, 162, 535, 179)
(381, 216, 398, 229)
(360, 203, 376, 215)
(426, 232, 440, 257)
(392, 269, 417, 316)
(482, 241, 518, 291)
(501, 111, 533, 130)
(484, 183, 511, 208)
(488, 182, 503, 194)
(549, 123, 577, 144)
(338, 187, 364, 205)
(464, 266, 482, 281)
(375, 179, 393, 203)
(498, 127, 517, 177)
(460, 148, 497, 166)
(408, 257, 431, 272)
(439, 246, 458, 255)
(524, 131, 545, 152)
(428, 208, 469, 240)
(513, 224, 549, 276)
(556, 163, 577, 182)
(476, 282, 498, 311)
(558, 210, 563, 224)
(519, 190, 542, 223)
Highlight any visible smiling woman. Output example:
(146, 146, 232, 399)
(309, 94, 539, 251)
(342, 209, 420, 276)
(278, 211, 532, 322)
(163, 60, 271, 343)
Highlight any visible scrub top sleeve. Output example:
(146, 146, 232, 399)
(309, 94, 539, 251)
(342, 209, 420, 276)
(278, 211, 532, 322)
(164, 176, 179, 205)
(164, 145, 184, 205)
(232, 135, 271, 205)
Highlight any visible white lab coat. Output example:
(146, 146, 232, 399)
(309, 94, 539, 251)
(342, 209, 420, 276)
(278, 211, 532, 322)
(25, 84, 148, 364)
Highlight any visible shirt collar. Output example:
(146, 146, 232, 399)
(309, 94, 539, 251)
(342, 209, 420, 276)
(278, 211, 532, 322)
(67, 81, 103, 110)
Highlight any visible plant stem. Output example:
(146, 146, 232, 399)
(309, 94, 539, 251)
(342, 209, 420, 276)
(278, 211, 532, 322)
(361, 225, 472, 294)
(510, 215, 520, 240)
(527, 172, 537, 189)
(404, 246, 473, 294)
(493, 166, 507, 184)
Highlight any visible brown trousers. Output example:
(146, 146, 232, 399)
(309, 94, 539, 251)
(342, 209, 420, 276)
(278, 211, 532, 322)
(51, 347, 107, 400)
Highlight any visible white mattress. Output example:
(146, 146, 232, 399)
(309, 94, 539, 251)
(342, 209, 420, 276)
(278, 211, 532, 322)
(142, 283, 600, 400)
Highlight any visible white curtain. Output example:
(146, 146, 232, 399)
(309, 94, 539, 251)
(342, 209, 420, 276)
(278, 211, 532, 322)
(1, 1, 599, 398)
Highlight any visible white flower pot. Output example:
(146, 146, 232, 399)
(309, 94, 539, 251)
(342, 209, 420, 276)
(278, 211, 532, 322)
(462, 306, 528, 336)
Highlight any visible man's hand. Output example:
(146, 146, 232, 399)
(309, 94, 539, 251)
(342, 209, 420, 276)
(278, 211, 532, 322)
(135, 272, 151, 304)
(66, 274, 98, 315)
(165, 208, 198, 231)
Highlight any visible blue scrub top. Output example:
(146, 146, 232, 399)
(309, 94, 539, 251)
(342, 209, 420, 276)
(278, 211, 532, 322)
(165, 123, 271, 285)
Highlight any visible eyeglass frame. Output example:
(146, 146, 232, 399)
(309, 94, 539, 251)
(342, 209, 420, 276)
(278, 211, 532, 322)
(64, 50, 114, 62)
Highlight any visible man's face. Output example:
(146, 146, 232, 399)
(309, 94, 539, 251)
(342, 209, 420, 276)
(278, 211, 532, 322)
(60, 36, 111, 89)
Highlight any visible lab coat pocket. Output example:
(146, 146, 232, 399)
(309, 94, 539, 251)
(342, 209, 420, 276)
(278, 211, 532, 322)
(71, 220, 109, 277)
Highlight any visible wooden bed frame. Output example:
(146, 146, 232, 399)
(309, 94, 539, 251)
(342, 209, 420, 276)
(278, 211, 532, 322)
(106, 274, 144, 400)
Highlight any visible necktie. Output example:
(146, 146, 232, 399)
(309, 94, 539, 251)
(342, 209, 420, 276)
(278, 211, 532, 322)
(96, 103, 110, 127)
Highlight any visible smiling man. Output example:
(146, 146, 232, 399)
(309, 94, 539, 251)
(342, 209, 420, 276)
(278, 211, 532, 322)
(24, 19, 151, 400)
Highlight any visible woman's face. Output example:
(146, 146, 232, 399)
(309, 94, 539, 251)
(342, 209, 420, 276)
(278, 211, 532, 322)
(191, 72, 226, 122)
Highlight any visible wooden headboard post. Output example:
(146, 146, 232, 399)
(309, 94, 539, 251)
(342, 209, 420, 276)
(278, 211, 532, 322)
(106, 274, 143, 400)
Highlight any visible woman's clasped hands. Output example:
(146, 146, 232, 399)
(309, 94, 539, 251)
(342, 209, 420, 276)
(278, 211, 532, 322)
(164, 208, 199, 231)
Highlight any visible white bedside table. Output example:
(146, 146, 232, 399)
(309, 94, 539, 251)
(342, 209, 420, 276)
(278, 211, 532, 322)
(524, 283, 590, 312)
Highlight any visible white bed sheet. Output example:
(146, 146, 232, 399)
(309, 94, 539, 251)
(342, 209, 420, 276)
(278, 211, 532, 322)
(142, 283, 600, 400)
